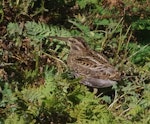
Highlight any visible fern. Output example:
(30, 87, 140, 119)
(7, 22, 23, 47)
(7, 22, 23, 36)
(25, 21, 51, 41)
(24, 21, 71, 42)
(2, 67, 118, 123)
(5, 113, 26, 124)
(0, 83, 18, 108)
(69, 92, 115, 123)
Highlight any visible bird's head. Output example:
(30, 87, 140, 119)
(50, 36, 88, 53)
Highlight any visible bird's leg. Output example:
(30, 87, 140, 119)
(93, 88, 98, 95)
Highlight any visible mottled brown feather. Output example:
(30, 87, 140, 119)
(50, 36, 121, 88)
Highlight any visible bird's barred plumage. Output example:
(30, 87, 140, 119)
(50, 36, 121, 88)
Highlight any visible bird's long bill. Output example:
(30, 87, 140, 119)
(49, 36, 69, 42)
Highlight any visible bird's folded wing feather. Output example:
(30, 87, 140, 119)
(71, 56, 120, 81)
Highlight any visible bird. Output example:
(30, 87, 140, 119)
(50, 36, 121, 88)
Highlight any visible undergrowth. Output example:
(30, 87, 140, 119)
(0, 0, 150, 123)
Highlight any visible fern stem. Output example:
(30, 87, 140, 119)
(42, 51, 67, 69)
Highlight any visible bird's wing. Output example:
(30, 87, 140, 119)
(90, 50, 109, 64)
(71, 56, 120, 81)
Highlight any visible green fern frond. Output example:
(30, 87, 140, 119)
(25, 21, 51, 41)
(5, 113, 26, 124)
(24, 21, 71, 41)
(7, 22, 23, 36)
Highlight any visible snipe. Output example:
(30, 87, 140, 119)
(50, 36, 121, 88)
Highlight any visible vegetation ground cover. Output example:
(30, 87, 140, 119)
(0, 0, 150, 123)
